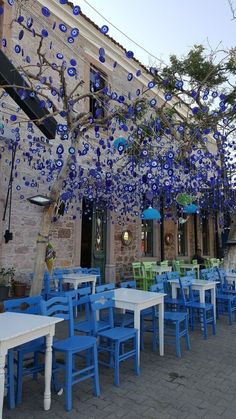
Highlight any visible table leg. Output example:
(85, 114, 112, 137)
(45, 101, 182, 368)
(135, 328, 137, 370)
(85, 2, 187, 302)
(158, 301, 164, 356)
(0, 351, 6, 419)
(92, 280, 96, 294)
(133, 309, 141, 367)
(44, 334, 53, 411)
(210, 286, 216, 321)
(172, 284, 177, 299)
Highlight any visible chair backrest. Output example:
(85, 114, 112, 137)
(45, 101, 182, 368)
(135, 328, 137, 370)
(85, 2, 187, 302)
(178, 276, 195, 303)
(86, 268, 101, 286)
(96, 283, 115, 293)
(160, 260, 169, 266)
(40, 292, 75, 337)
(4, 295, 43, 314)
(149, 283, 164, 293)
(192, 259, 198, 265)
(72, 267, 88, 274)
(155, 273, 167, 283)
(132, 262, 144, 279)
(89, 291, 114, 333)
(71, 286, 91, 320)
(172, 260, 181, 273)
(186, 270, 196, 278)
(142, 262, 155, 280)
(166, 271, 180, 280)
(120, 280, 136, 289)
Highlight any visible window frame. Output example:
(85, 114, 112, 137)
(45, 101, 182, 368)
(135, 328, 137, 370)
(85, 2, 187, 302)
(89, 64, 107, 119)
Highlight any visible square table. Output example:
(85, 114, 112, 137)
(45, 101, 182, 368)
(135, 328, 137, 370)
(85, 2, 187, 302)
(62, 274, 97, 294)
(113, 288, 165, 366)
(168, 279, 219, 321)
(0, 312, 62, 419)
(152, 265, 172, 275)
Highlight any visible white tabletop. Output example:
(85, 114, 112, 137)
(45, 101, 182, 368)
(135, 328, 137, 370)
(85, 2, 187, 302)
(0, 312, 62, 342)
(114, 288, 166, 303)
(62, 274, 96, 279)
(169, 279, 219, 287)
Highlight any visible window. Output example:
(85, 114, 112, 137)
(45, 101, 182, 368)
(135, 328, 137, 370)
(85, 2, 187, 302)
(177, 222, 187, 256)
(90, 65, 107, 119)
(141, 220, 153, 256)
(0, 1, 4, 43)
(202, 213, 210, 255)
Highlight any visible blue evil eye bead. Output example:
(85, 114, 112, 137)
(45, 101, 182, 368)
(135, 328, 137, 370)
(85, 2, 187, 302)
(141, 149, 148, 157)
(27, 17, 33, 28)
(220, 94, 226, 100)
(99, 47, 105, 56)
(70, 163, 76, 170)
(59, 23, 67, 32)
(136, 70, 141, 77)
(100, 25, 109, 34)
(41, 29, 48, 37)
(73, 5, 80, 15)
(111, 92, 117, 100)
(99, 56, 105, 63)
(56, 52, 64, 59)
(148, 81, 155, 89)
(150, 98, 157, 107)
(212, 91, 218, 98)
(175, 80, 183, 89)
(10, 114, 17, 121)
(70, 58, 76, 66)
(127, 73, 133, 81)
(55, 159, 63, 168)
(126, 50, 134, 59)
(69, 147, 75, 154)
(0, 6, 4, 15)
(18, 29, 24, 40)
(192, 106, 199, 114)
(7, 0, 13, 5)
(17, 15, 24, 23)
(165, 92, 172, 101)
(67, 37, 74, 44)
(60, 0, 67, 4)
(2, 38, 7, 47)
(14, 44, 21, 53)
(71, 27, 79, 37)
(152, 184, 157, 191)
(151, 160, 157, 167)
(136, 89, 140, 96)
(57, 124, 64, 132)
(42, 7, 50, 17)
(67, 67, 76, 76)
(168, 152, 174, 159)
(16, 185, 21, 191)
(118, 95, 125, 103)
(113, 61, 117, 68)
(56, 144, 64, 154)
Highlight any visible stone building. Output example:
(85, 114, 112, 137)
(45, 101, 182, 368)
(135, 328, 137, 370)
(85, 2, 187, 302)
(0, 0, 220, 284)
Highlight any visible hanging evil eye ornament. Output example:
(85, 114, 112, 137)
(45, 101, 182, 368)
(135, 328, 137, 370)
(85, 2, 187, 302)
(113, 137, 128, 151)
(17, 15, 24, 23)
(67, 37, 74, 44)
(56, 52, 64, 59)
(42, 7, 50, 17)
(67, 67, 76, 77)
(71, 27, 79, 37)
(18, 29, 24, 40)
(150, 98, 157, 107)
(70, 59, 77, 66)
(41, 29, 49, 38)
(14, 44, 21, 54)
(99, 55, 105, 63)
(69, 146, 75, 155)
(126, 50, 134, 59)
(127, 73, 133, 81)
(56, 144, 64, 155)
(59, 23, 67, 33)
(148, 81, 155, 89)
(27, 17, 33, 28)
(55, 159, 64, 168)
(73, 5, 81, 15)
(7, 0, 14, 5)
(100, 25, 109, 34)
(2, 38, 7, 47)
(165, 92, 172, 101)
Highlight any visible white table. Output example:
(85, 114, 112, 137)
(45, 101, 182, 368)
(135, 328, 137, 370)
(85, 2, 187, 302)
(180, 263, 200, 279)
(0, 312, 62, 419)
(152, 265, 172, 274)
(168, 279, 219, 321)
(113, 288, 165, 366)
(62, 274, 97, 294)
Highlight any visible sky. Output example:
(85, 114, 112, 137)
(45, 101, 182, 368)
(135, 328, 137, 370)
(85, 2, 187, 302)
(75, 0, 235, 66)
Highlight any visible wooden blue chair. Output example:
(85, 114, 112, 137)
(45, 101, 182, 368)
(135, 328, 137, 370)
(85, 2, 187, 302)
(87, 268, 102, 286)
(4, 296, 44, 405)
(40, 294, 100, 411)
(89, 291, 139, 386)
(96, 283, 115, 293)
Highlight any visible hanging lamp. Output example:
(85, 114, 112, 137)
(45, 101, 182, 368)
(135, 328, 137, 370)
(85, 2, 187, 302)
(142, 205, 161, 220)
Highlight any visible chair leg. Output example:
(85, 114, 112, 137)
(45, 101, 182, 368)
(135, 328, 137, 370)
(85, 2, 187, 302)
(228, 301, 232, 325)
(134, 333, 140, 376)
(16, 351, 23, 406)
(92, 344, 100, 397)
(65, 352, 73, 411)
(114, 341, 120, 386)
(175, 321, 181, 357)
(203, 311, 208, 340)
(184, 316, 190, 351)
(7, 350, 15, 409)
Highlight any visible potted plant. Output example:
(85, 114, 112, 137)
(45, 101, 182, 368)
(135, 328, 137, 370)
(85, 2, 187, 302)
(13, 273, 27, 298)
(0, 267, 15, 301)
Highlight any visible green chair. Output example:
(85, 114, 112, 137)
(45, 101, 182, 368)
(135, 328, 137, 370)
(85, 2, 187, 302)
(132, 262, 144, 289)
(142, 262, 156, 291)
(160, 260, 169, 266)
(172, 260, 181, 275)
(192, 259, 198, 265)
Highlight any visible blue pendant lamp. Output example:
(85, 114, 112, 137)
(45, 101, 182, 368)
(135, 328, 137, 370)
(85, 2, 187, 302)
(183, 203, 198, 214)
(142, 205, 161, 220)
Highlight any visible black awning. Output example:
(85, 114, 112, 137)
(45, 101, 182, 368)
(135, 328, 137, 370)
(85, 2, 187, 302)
(0, 50, 57, 139)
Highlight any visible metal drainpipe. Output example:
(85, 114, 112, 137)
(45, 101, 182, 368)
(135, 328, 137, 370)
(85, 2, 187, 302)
(194, 213, 198, 253)
(160, 195, 164, 260)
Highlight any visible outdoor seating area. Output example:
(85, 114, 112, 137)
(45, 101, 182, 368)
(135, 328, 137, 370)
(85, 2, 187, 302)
(1, 265, 236, 416)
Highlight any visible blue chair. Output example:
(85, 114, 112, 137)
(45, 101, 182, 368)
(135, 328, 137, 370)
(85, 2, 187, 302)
(140, 283, 190, 357)
(4, 350, 15, 409)
(40, 294, 100, 411)
(120, 280, 136, 289)
(89, 291, 139, 386)
(166, 271, 180, 280)
(96, 283, 115, 293)
(87, 268, 102, 286)
(178, 276, 216, 339)
(4, 296, 44, 405)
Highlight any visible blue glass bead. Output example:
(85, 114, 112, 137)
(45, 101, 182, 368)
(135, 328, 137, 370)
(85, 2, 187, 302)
(148, 81, 155, 89)
(70, 59, 76, 66)
(27, 17, 33, 28)
(136, 70, 141, 77)
(73, 6, 80, 15)
(100, 25, 109, 34)
(71, 28, 79, 37)
(55, 159, 63, 167)
(2, 39, 7, 47)
(59, 24, 67, 32)
(18, 30, 24, 40)
(99, 47, 105, 56)
(127, 73, 133, 81)
(67, 37, 74, 43)
(59, 0, 67, 3)
(7, 0, 13, 5)
(0, 6, 4, 15)
(42, 7, 50, 17)
(126, 51, 134, 58)
(41, 29, 48, 37)
(69, 147, 75, 154)
(99, 56, 105, 63)
(14, 45, 21, 53)
(150, 98, 156, 107)
(17, 15, 24, 23)
(56, 53, 64, 59)
(67, 67, 76, 76)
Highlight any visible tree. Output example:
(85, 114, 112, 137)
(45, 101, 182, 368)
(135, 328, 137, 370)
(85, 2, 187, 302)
(0, 1, 235, 293)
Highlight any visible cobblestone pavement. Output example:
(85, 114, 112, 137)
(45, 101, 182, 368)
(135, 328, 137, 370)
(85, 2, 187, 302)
(3, 316, 236, 419)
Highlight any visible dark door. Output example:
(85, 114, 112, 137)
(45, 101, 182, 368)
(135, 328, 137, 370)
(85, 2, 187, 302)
(81, 199, 106, 282)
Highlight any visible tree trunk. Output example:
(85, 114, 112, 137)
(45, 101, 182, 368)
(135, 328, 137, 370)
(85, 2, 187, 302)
(223, 215, 236, 272)
(30, 204, 55, 296)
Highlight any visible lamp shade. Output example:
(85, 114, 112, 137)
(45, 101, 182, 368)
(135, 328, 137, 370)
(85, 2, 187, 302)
(27, 194, 53, 206)
(142, 206, 161, 220)
(183, 203, 198, 214)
